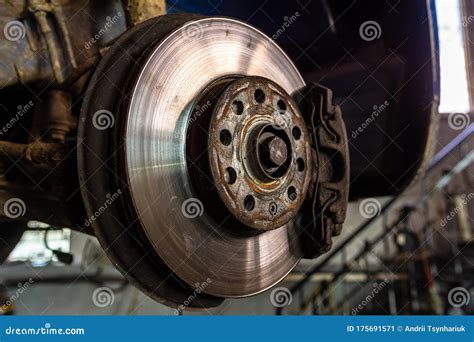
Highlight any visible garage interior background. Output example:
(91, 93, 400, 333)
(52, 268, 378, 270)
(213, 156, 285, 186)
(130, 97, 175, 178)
(0, 0, 473, 315)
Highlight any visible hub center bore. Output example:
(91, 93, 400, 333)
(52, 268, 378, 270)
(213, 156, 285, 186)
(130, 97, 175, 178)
(255, 124, 292, 180)
(246, 123, 293, 183)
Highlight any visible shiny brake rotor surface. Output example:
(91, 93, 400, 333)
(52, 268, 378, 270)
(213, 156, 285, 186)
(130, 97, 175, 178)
(79, 14, 224, 309)
(126, 17, 307, 297)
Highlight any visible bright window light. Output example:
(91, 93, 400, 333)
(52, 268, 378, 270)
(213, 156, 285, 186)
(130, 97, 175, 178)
(436, 0, 470, 113)
(8, 224, 71, 266)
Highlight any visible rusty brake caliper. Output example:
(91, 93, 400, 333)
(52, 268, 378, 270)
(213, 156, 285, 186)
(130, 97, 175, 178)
(299, 83, 350, 258)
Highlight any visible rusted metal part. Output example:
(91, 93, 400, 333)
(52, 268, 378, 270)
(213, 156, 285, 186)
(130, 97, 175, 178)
(0, 138, 82, 228)
(50, 0, 77, 69)
(0, 1, 52, 88)
(0, 140, 69, 167)
(0, 0, 126, 89)
(29, 0, 67, 84)
(298, 83, 350, 258)
(43, 90, 76, 143)
(123, 0, 166, 25)
(208, 76, 313, 231)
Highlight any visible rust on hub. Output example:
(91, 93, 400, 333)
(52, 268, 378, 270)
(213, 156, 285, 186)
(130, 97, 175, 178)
(208, 76, 313, 231)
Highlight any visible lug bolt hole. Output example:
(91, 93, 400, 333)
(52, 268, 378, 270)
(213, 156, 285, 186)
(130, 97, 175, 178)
(232, 100, 244, 115)
(287, 186, 297, 201)
(269, 202, 278, 215)
(225, 167, 237, 184)
(297, 158, 305, 172)
(292, 126, 302, 140)
(244, 195, 255, 211)
(277, 100, 287, 114)
(254, 89, 265, 104)
(220, 129, 232, 146)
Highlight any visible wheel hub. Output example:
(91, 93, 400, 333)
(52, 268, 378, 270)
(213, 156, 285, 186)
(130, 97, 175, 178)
(208, 76, 312, 230)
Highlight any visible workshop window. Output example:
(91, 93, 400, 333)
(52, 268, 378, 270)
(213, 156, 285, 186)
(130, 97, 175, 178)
(436, 0, 470, 113)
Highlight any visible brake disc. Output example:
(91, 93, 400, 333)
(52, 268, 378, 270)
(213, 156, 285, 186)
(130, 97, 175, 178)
(125, 16, 309, 298)
(79, 14, 224, 309)
(79, 14, 347, 307)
